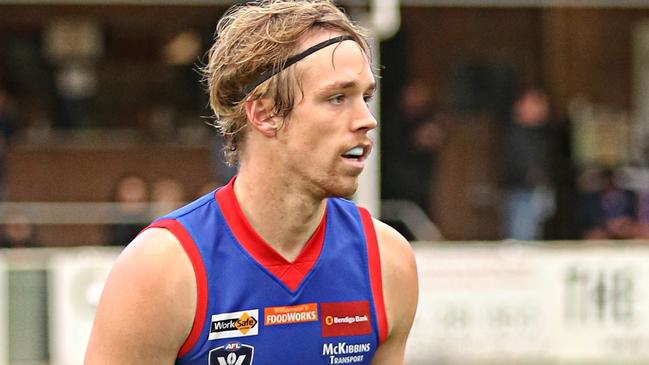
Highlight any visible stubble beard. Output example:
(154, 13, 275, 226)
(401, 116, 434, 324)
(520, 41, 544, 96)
(293, 158, 362, 200)
(320, 169, 360, 199)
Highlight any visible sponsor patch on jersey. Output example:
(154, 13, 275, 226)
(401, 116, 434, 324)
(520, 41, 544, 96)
(209, 341, 254, 365)
(209, 309, 259, 340)
(322, 342, 372, 364)
(320, 301, 372, 338)
(264, 303, 318, 326)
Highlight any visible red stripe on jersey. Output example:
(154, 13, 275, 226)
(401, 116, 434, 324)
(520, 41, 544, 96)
(215, 178, 326, 292)
(358, 207, 388, 345)
(147, 219, 209, 358)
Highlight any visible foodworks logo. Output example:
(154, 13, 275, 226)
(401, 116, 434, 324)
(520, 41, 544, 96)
(322, 342, 371, 364)
(209, 309, 259, 340)
(264, 303, 318, 326)
(320, 301, 372, 338)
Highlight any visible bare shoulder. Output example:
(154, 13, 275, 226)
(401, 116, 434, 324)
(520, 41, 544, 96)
(372, 218, 417, 274)
(85, 228, 196, 365)
(108, 228, 195, 303)
(374, 219, 418, 308)
(370, 218, 418, 365)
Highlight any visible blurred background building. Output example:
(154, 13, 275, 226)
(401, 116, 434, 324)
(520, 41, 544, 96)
(1, 0, 649, 244)
(3, 1, 649, 363)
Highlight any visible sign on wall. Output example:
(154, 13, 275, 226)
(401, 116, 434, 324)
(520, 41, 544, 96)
(632, 21, 649, 165)
(48, 248, 120, 365)
(0, 253, 7, 365)
(406, 243, 649, 365)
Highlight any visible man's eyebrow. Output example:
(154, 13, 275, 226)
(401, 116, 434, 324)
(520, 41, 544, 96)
(317, 80, 377, 94)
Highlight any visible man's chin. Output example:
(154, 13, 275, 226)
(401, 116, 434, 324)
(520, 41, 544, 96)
(326, 180, 358, 199)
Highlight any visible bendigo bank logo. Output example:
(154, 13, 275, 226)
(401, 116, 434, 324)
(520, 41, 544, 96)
(320, 301, 372, 338)
(209, 309, 259, 340)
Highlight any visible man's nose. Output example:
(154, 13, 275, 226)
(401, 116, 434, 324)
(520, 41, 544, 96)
(351, 99, 378, 132)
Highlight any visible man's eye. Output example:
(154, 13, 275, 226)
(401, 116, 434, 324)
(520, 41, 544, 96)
(363, 93, 375, 103)
(329, 94, 345, 105)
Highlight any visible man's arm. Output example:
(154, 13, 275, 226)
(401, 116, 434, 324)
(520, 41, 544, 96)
(371, 219, 419, 365)
(85, 228, 196, 364)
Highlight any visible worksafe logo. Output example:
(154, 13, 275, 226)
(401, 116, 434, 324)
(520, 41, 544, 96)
(209, 309, 259, 340)
(209, 342, 254, 365)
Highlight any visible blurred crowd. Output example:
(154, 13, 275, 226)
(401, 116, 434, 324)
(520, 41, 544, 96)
(2, 74, 649, 247)
(0, 27, 647, 246)
(0, 171, 225, 248)
(381, 76, 649, 243)
(106, 174, 226, 247)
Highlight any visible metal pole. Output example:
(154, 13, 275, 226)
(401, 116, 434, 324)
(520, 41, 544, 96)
(355, 0, 401, 216)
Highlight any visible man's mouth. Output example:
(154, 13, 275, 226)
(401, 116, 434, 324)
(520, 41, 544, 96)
(341, 146, 365, 160)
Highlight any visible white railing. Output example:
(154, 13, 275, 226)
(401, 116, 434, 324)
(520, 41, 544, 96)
(0, 203, 172, 224)
(4, 243, 649, 365)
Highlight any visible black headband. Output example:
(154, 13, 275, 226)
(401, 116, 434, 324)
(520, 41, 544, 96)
(237, 35, 355, 102)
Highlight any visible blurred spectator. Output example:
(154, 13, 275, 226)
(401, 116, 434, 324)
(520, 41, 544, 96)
(635, 191, 649, 239)
(0, 86, 17, 200)
(502, 87, 555, 240)
(577, 168, 638, 240)
(381, 80, 447, 221)
(140, 103, 177, 141)
(0, 211, 37, 248)
(106, 174, 149, 246)
(150, 177, 186, 218)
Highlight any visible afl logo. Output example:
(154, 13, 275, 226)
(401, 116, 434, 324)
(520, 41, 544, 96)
(209, 342, 254, 365)
(225, 342, 242, 352)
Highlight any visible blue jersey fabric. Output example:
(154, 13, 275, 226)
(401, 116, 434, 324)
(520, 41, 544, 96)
(150, 180, 385, 365)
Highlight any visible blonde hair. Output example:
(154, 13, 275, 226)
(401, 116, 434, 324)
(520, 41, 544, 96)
(203, 0, 372, 165)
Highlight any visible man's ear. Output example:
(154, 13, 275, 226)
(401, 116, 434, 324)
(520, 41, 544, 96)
(244, 97, 279, 137)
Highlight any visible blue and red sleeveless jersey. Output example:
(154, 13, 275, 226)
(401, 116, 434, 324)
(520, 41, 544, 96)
(147, 178, 388, 365)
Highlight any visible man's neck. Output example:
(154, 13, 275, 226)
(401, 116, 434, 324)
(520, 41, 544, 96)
(233, 168, 326, 262)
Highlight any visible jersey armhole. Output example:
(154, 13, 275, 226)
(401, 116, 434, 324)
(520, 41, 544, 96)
(145, 219, 208, 358)
(358, 208, 388, 345)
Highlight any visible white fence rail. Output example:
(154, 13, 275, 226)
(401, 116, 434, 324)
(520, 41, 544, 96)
(0, 256, 7, 365)
(408, 242, 649, 365)
(0, 203, 164, 224)
(3, 243, 649, 364)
